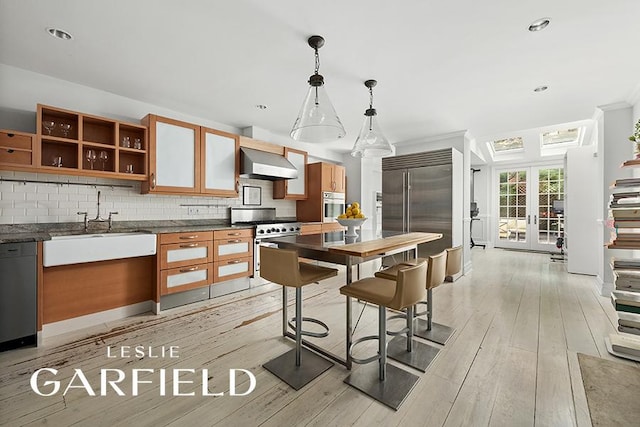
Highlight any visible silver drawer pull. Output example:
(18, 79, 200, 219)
(227, 239, 241, 243)
(179, 235, 198, 240)
(227, 260, 241, 264)
(179, 266, 199, 272)
(179, 243, 199, 248)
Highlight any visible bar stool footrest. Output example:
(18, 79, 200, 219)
(344, 363, 420, 411)
(263, 347, 333, 390)
(414, 300, 430, 317)
(387, 335, 440, 372)
(385, 312, 410, 336)
(349, 335, 382, 365)
(413, 319, 455, 345)
(287, 317, 330, 338)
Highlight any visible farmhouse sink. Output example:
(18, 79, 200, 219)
(43, 232, 157, 267)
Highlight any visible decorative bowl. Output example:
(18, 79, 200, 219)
(335, 217, 367, 237)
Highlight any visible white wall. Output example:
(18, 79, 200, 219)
(598, 103, 635, 295)
(342, 155, 382, 230)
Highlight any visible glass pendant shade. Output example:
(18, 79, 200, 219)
(351, 113, 393, 158)
(290, 83, 346, 143)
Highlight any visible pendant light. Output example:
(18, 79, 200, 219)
(351, 79, 393, 157)
(290, 35, 346, 143)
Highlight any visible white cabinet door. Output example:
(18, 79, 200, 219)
(147, 115, 200, 193)
(201, 127, 239, 197)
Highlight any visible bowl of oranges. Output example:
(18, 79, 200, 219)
(336, 202, 367, 237)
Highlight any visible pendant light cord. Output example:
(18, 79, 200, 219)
(313, 48, 320, 106)
(368, 86, 374, 131)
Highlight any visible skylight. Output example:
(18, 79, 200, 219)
(541, 128, 580, 146)
(491, 137, 524, 153)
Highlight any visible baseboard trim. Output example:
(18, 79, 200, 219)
(42, 301, 153, 338)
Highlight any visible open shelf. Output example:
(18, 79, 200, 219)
(32, 104, 148, 180)
(621, 159, 640, 168)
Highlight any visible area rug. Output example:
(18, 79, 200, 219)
(577, 352, 640, 426)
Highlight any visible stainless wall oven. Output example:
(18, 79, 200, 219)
(323, 192, 345, 222)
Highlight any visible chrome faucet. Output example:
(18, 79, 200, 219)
(84, 191, 118, 231)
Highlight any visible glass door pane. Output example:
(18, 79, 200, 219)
(497, 169, 529, 248)
(532, 166, 564, 251)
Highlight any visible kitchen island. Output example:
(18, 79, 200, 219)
(264, 230, 442, 368)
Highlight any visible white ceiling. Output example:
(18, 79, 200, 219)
(1, 0, 639, 156)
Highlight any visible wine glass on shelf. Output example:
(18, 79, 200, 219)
(59, 123, 72, 138)
(86, 149, 96, 170)
(121, 136, 131, 148)
(43, 120, 55, 135)
(99, 151, 108, 171)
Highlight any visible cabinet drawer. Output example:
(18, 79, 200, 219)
(160, 241, 213, 269)
(300, 224, 322, 235)
(213, 256, 253, 283)
(160, 231, 213, 244)
(160, 262, 213, 295)
(213, 237, 253, 261)
(321, 222, 345, 233)
(0, 149, 33, 167)
(213, 228, 253, 240)
(0, 130, 34, 150)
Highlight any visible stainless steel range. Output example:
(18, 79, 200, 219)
(230, 208, 301, 279)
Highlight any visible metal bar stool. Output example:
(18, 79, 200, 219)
(260, 246, 338, 390)
(375, 250, 447, 371)
(339, 261, 427, 410)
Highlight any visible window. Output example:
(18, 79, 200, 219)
(491, 136, 524, 153)
(541, 128, 581, 147)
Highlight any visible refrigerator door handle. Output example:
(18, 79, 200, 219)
(406, 171, 411, 232)
(527, 214, 530, 224)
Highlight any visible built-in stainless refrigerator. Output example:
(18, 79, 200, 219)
(382, 148, 463, 260)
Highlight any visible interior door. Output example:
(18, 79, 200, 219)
(495, 166, 564, 251)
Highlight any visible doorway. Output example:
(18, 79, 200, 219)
(495, 166, 564, 251)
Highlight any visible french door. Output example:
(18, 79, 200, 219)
(495, 166, 564, 251)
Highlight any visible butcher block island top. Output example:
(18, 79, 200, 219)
(265, 230, 442, 261)
(328, 231, 442, 257)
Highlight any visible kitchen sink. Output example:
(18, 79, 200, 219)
(43, 231, 157, 267)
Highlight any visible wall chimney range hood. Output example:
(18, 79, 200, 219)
(240, 147, 298, 180)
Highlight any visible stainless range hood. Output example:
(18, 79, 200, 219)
(240, 147, 298, 180)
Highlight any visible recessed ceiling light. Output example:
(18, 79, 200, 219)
(534, 85, 549, 92)
(47, 27, 73, 40)
(528, 18, 551, 32)
(255, 104, 268, 110)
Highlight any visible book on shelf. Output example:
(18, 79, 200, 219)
(610, 209, 640, 219)
(611, 258, 640, 269)
(608, 240, 640, 249)
(611, 290, 640, 314)
(612, 178, 640, 188)
(618, 311, 640, 329)
(614, 233, 640, 241)
(618, 325, 640, 335)
(611, 191, 640, 200)
(609, 333, 640, 358)
(612, 220, 640, 228)
(610, 196, 640, 208)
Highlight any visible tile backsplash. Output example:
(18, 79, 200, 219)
(0, 171, 295, 224)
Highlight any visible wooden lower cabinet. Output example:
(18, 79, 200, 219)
(158, 228, 254, 298)
(42, 257, 154, 324)
(321, 222, 345, 233)
(160, 262, 214, 295)
(213, 256, 253, 282)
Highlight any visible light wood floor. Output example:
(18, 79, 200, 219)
(1, 249, 636, 426)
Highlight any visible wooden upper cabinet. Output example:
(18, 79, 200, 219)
(142, 114, 201, 194)
(201, 127, 239, 197)
(273, 147, 308, 200)
(334, 164, 346, 193)
(320, 162, 345, 193)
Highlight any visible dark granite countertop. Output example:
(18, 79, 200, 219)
(0, 219, 258, 244)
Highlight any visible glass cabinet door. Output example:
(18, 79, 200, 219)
(201, 127, 239, 197)
(148, 116, 200, 193)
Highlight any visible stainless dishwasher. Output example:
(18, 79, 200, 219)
(0, 242, 37, 351)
